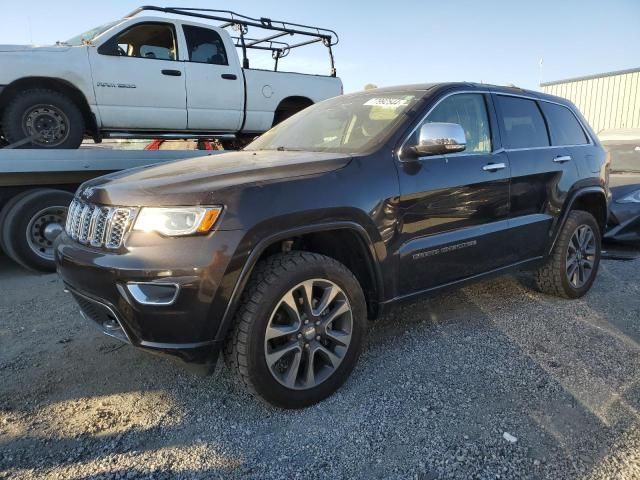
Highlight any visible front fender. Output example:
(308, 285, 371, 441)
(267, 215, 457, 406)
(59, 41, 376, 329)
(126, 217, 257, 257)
(212, 220, 383, 344)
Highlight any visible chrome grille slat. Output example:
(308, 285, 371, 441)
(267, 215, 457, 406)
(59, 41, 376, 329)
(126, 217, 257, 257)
(64, 199, 135, 250)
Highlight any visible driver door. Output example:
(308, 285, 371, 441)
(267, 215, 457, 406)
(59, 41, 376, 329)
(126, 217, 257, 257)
(89, 21, 187, 130)
(394, 92, 512, 295)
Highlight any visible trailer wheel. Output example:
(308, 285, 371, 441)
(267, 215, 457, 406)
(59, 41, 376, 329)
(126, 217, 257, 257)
(1, 189, 73, 272)
(2, 89, 85, 149)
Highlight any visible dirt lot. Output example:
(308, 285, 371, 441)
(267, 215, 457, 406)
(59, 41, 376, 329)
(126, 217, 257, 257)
(0, 251, 639, 479)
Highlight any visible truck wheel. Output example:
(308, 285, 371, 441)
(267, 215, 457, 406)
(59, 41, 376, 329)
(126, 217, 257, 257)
(225, 252, 367, 408)
(1, 189, 73, 272)
(0, 189, 38, 254)
(2, 89, 85, 149)
(535, 210, 601, 298)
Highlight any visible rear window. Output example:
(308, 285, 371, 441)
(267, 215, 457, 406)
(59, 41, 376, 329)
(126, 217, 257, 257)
(497, 96, 549, 149)
(540, 102, 589, 146)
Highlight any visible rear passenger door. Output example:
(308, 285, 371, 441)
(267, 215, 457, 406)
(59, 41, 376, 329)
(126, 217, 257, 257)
(493, 94, 580, 261)
(180, 24, 244, 131)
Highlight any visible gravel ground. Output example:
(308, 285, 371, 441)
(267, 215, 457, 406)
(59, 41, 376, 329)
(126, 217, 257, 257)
(0, 252, 639, 480)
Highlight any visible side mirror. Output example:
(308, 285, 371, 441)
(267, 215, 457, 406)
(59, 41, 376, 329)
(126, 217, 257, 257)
(410, 122, 466, 157)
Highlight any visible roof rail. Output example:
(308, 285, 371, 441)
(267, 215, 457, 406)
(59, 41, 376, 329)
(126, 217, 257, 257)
(125, 5, 339, 75)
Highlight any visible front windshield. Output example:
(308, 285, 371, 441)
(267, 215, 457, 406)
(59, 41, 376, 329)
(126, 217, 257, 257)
(246, 90, 423, 154)
(64, 21, 118, 46)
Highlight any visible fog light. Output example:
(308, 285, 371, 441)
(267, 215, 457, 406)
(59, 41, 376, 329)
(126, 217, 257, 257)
(125, 282, 179, 306)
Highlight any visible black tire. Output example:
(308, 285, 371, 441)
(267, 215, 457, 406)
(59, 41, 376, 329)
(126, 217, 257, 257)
(2, 89, 85, 149)
(225, 251, 367, 408)
(535, 210, 601, 298)
(0, 189, 38, 255)
(1, 189, 73, 272)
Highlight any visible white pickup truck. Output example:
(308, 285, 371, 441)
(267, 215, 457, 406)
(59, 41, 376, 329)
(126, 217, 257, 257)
(0, 6, 342, 149)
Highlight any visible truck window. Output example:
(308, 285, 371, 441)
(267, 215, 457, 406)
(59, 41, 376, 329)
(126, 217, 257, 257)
(496, 96, 550, 149)
(109, 23, 177, 60)
(183, 25, 229, 66)
(540, 102, 589, 146)
(414, 93, 491, 153)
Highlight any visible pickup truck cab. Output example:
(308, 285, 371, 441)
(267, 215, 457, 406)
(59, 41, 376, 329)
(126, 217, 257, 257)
(0, 6, 342, 149)
(56, 83, 609, 408)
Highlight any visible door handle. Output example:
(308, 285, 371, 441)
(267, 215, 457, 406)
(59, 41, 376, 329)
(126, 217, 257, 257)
(482, 162, 506, 172)
(161, 69, 182, 76)
(553, 155, 572, 163)
(221, 74, 238, 80)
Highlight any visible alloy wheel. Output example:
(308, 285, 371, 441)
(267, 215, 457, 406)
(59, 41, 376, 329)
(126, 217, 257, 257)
(264, 279, 353, 390)
(566, 224, 597, 288)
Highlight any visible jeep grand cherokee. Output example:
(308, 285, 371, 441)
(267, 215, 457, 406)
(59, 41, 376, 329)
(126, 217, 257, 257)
(56, 83, 609, 408)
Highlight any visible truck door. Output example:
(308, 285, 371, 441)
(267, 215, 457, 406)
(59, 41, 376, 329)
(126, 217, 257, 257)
(180, 24, 244, 131)
(394, 92, 512, 295)
(89, 22, 187, 130)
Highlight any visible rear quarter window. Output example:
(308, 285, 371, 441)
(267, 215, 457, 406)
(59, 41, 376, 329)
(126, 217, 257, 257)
(496, 96, 549, 149)
(540, 102, 589, 146)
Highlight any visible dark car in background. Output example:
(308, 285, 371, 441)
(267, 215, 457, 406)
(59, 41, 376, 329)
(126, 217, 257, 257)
(601, 129, 640, 244)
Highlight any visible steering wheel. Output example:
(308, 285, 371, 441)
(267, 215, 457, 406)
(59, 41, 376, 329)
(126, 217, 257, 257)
(117, 46, 127, 56)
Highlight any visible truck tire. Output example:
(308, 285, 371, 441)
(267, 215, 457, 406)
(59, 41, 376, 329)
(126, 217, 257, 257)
(535, 210, 601, 298)
(1, 188, 73, 272)
(225, 251, 367, 408)
(0, 189, 39, 254)
(2, 89, 85, 149)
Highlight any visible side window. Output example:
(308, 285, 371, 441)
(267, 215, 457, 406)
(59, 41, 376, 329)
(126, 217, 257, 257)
(183, 25, 228, 66)
(540, 102, 589, 146)
(410, 93, 492, 153)
(105, 23, 177, 60)
(496, 96, 549, 149)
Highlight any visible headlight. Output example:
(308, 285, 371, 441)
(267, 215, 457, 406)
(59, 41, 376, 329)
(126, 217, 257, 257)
(618, 190, 640, 204)
(133, 206, 222, 236)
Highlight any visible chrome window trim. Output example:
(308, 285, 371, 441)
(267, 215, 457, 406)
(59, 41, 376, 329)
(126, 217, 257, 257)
(397, 89, 594, 162)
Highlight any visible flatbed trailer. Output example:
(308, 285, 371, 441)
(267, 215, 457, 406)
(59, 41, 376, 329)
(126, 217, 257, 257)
(0, 149, 220, 272)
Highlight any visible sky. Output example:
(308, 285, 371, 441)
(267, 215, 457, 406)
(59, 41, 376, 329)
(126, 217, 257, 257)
(1, 0, 639, 93)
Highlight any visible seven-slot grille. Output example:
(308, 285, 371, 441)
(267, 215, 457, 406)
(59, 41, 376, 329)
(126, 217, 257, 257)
(65, 199, 137, 249)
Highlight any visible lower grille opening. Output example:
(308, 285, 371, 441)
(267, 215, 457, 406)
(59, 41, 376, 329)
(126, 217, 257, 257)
(71, 292, 130, 343)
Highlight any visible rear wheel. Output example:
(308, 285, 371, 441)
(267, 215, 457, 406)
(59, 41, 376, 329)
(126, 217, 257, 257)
(1, 189, 73, 272)
(225, 252, 367, 408)
(535, 210, 601, 298)
(2, 89, 85, 149)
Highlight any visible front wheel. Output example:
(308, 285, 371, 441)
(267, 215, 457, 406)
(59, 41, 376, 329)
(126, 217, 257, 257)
(535, 210, 602, 298)
(225, 252, 367, 408)
(1, 89, 85, 149)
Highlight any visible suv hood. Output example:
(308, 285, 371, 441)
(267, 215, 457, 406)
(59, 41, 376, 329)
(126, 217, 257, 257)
(79, 150, 352, 206)
(0, 44, 72, 53)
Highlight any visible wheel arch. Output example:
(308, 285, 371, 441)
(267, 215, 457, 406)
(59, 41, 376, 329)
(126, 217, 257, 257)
(550, 186, 608, 253)
(215, 222, 384, 343)
(0, 76, 97, 135)
(272, 96, 314, 126)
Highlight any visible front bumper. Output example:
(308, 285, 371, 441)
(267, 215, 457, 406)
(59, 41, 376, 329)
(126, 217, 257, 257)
(55, 229, 245, 369)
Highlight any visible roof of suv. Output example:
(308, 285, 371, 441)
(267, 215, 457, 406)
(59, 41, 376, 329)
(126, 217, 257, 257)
(365, 82, 573, 108)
